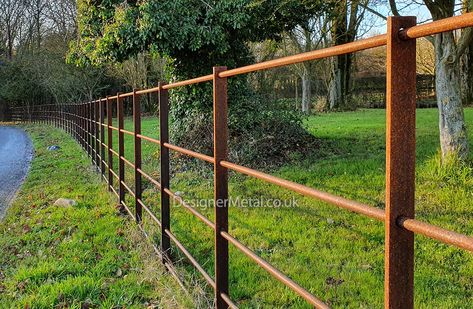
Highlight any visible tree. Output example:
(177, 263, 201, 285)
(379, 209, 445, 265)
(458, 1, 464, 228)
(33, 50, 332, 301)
(0, 0, 24, 59)
(285, 16, 330, 113)
(460, 0, 473, 106)
(328, 0, 369, 110)
(389, 0, 471, 160)
(69, 0, 329, 164)
(424, 1, 470, 159)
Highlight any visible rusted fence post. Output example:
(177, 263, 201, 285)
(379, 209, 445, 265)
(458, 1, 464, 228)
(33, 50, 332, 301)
(117, 94, 125, 205)
(85, 103, 89, 156)
(385, 16, 416, 309)
(133, 90, 142, 223)
(159, 82, 171, 263)
(100, 99, 106, 175)
(107, 97, 114, 191)
(95, 100, 100, 169)
(213, 66, 229, 308)
(73, 104, 77, 140)
(81, 103, 85, 150)
(89, 102, 94, 161)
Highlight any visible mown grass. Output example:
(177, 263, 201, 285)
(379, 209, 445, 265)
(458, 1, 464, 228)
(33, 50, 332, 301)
(112, 108, 472, 308)
(0, 125, 192, 308)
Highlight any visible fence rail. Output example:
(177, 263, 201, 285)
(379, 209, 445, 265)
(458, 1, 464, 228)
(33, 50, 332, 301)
(11, 14, 473, 309)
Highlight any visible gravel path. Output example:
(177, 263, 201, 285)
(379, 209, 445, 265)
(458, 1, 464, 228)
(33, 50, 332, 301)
(0, 126, 33, 219)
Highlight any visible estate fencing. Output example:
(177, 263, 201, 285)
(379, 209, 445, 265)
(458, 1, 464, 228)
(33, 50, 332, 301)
(11, 15, 473, 309)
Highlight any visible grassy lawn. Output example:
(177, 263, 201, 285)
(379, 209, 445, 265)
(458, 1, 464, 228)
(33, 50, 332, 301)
(2, 108, 472, 308)
(0, 125, 192, 308)
(114, 108, 472, 308)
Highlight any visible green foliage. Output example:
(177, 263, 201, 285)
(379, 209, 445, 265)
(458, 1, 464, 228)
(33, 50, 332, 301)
(69, 0, 329, 71)
(0, 50, 112, 109)
(69, 0, 330, 164)
(0, 54, 53, 106)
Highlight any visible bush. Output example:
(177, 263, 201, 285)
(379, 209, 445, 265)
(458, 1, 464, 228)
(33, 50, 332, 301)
(169, 80, 317, 169)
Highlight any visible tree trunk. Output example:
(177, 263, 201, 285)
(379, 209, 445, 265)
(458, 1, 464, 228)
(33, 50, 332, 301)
(328, 0, 353, 110)
(301, 68, 311, 113)
(328, 55, 352, 109)
(435, 32, 469, 159)
(460, 40, 473, 106)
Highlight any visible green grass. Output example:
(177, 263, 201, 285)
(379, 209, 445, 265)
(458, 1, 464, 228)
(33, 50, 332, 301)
(2, 108, 473, 308)
(0, 125, 192, 308)
(121, 108, 472, 308)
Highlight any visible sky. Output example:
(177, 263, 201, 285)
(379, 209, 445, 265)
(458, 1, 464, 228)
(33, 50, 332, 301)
(364, 2, 433, 37)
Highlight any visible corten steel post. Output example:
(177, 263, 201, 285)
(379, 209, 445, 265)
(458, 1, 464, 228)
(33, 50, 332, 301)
(100, 100, 106, 175)
(133, 90, 143, 223)
(89, 102, 94, 162)
(213, 66, 229, 308)
(95, 100, 100, 169)
(117, 94, 126, 205)
(75, 104, 79, 140)
(107, 97, 114, 191)
(385, 16, 416, 309)
(73, 105, 77, 140)
(84, 103, 90, 157)
(159, 82, 171, 263)
(81, 104, 85, 149)
(89, 102, 93, 161)
(87, 102, 92, 158)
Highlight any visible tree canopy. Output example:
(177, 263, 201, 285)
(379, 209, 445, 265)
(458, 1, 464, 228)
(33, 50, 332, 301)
(69, 0, 330, 76)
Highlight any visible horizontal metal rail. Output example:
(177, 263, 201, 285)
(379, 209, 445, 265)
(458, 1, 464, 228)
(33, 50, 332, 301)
(164, 142, 215, 163)
(220, 231, 328, 308)
(165, 228, 216, 289)
(220, 160, 385, 221)
(165, 188, 215, 229)
(398, 217, 473, 251)
(137, 134, 160, 145)
(138, 198, 162, 227)
(137, 168, 161, 189)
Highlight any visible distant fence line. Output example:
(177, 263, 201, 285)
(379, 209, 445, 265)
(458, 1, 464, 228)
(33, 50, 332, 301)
(12, 15, 473, 309)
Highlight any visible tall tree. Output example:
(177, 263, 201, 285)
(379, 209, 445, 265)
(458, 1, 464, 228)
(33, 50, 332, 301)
(0, 0, 24, 59)
(328, 0, 369, 110)
(390, 0, 471, 160)
(460, 0, 473, 106)
(69, 0, 328, 163)
(425, 0, 471, 159)
(286, 16, 330, 113)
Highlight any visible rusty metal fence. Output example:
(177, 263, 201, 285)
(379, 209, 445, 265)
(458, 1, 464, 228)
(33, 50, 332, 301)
(11, 15, 473, 309)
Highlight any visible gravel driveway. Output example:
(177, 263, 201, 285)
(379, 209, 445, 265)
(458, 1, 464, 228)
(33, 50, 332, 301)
(0, 126, 33, 219)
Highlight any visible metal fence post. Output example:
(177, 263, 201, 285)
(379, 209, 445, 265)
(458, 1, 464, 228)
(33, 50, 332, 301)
(74, 104, 77, 140)
(107, 97, 114, 191)
(385, 16, 416, 309)
(133, 90, 142, 223)
(89, 102, 94, 161)
(100, 99, 106, 175)
(95, 100, 100, 169)
(81, 103, 85, 150)
(213, 66, 229, 308)
(159, 82, 171, 263)
(117, 94, 125, 205)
